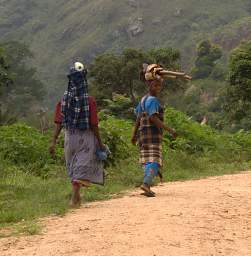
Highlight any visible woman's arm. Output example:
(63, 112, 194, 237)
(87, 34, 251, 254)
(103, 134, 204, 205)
(49, 102, 63, 157)
(91, 124, 105, 149)
(149, 114, 177, 138)
(49, 123, 62, 156)
(89, 97, 105, 149)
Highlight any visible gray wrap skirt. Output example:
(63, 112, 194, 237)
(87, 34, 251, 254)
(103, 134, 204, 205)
(64, 129, 104, 185)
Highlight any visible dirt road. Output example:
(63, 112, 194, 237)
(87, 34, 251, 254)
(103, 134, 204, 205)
(1, 172, 251, 256)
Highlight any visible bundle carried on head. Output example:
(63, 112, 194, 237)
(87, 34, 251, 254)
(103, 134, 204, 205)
(141, 63, 192, 82)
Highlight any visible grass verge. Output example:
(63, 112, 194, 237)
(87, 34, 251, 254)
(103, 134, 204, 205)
(1, 152, 250, 238)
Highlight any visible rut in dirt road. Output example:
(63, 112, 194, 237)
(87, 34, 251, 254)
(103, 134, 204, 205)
(1, 171, 251, 256)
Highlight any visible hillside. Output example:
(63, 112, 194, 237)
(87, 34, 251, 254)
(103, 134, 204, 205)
(0, 0, 251, 97)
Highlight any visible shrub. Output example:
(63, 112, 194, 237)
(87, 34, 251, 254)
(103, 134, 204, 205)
(0, 124, 62, 176)
(0, 124, 50, 165)
(99, 114, 136, 166)
(164, 107, 251, 160)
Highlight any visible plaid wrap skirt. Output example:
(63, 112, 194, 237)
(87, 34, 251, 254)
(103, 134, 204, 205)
(138, 113, 163, 166)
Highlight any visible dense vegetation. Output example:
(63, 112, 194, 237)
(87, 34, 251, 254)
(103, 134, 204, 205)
(0, 41, 45, 125)
(0, 108, 250, 236)
(224, 41, 251, 129)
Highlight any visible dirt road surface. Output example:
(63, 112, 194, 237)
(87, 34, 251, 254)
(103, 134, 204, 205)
(1, 172, 251, 256)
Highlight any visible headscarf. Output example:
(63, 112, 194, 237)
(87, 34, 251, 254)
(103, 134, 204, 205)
(140, 63, 164, 85)
(61, 66, 90, 130)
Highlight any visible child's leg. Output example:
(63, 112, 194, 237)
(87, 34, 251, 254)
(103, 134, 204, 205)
(141, 162, 159, 195)
(158, 171, 163, 183)
(143, 162, 159, 184)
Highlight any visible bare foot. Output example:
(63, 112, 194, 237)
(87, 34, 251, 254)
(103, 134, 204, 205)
(76, 179, 91, 187)
(70, 185, 81, 207)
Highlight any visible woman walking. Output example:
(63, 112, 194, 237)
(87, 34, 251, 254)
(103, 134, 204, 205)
(50, 62, 105, 207)
(132, 78, 176, 197)
(132, 63, 191, 196)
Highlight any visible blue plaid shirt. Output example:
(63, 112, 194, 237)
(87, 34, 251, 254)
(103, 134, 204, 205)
(61, 71, 90, 130)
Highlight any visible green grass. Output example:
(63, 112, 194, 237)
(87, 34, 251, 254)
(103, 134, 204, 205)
(0, 221, 43, 238)
(164, 151, 251, 181)
(0, 152, 250, 238)
(0, 169, 70, 227)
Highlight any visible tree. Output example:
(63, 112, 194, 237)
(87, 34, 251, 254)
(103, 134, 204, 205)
(90, 47, 183, 105)
(120, 48, 149, 103)
(224, 41, 251, 127)
(90, 48, 149, 104)
(0, 41, 45, 124)
(192, 40, 223, 79)
(0, 46, 13, 123)
(0, 46, 11, 96)
(149, 48, 181, 69)
(101, 93, 134, 119)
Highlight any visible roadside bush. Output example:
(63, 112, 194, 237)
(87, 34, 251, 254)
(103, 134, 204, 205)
(164, 107, 217, 153)
(0, 124, 51, 165)
(0, 109, 250, 177)
(164, 107, 251, 160)
(0, 124, 63, 176)
(99, 114, 136, 166)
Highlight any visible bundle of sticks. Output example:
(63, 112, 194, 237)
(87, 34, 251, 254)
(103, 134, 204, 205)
(143, 63, 192, 81)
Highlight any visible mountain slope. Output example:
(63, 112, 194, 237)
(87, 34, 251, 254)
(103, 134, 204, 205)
(0, 0, 250, 98)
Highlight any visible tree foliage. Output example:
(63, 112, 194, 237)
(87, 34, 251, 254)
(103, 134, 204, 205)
(224, 41, 251, 127)
(0, 41, 45, 124)
(192, 40, 223, 79)
(90, 47, 183, 105)
(0, 46, 11, 96)
(101, 93, 134, 119)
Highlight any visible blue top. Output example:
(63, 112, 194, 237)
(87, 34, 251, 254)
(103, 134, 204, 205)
(135, 96, 161, 117)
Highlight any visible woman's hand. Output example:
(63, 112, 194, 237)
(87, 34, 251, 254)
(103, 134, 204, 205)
(165, 127, 177, 139)
(169, 128, 177, 139)
(49, 124, 62, 158)
(49, 142, 56, 157)
(99, 143, 107, 151)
